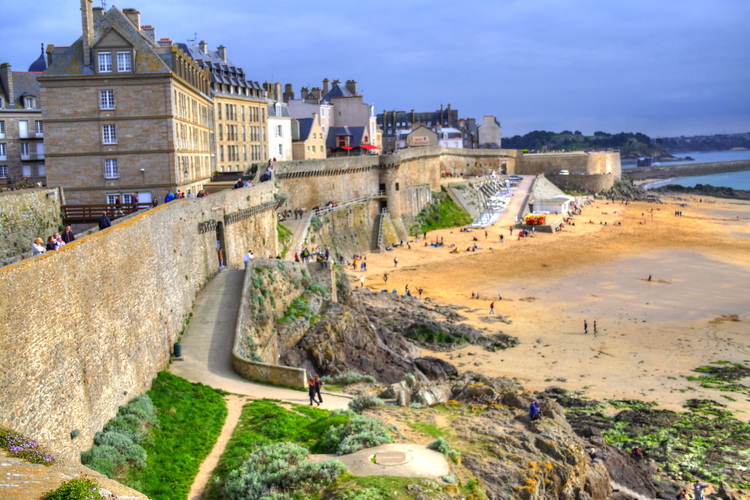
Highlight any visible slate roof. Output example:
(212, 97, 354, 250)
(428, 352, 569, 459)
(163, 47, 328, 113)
(0, 71, 43, 109)
(326, 126, 365, 148)
(267, 101, 290, 118)
(43, 7, 173, 77)
(296, 117, 314, 141)
(321, 82, 354, 101)
(178, 42, 263, 94)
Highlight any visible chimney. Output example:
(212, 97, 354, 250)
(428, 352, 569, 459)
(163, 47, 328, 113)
(283, 83, 294, 103)
(158, 38, 172, 48)
(92, 6, 104, 22)
(142, 25, 155, 42)
(301, 87, 309, 99)
(199, 40, 208, 54)
(122, 9, 141, 29)
(311, 87, 321, 102)
(322, 78, 330, 95)
(0, 64, 12, 108)
(275, 82, 282, 102)
(217, 45, 227, 62)
(80, 0, 93, 67)
(345, 80, 357, 95)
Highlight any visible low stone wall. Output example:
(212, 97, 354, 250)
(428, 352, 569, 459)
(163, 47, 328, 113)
(0, 187, 63, 265)
(624, 160, 750, 180)
(0, 182, 278, 460)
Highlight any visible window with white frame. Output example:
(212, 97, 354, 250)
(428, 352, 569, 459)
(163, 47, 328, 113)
(37, 165, 45, 176)
(98, 52, 112, 73)
(276, 125, 282, 137)
(24, 97, 35, 109)
(104, 159, 118, 178)
(100, 90, 115, 109)
(0, 143, 6, 158)
(102, 125, 117, 144)
(35, 121, 43, 134)
(0, 166, 6, 177)
(117, 52, 131, 72)
(21, 143, 30, 157)
(22, 165, 30, 177)
(278, 144, 283, 156)
(0, 121, 5, 138)
(106, 193, 121, 205)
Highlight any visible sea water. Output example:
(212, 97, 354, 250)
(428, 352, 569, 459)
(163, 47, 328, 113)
(625, 150, 750, 190)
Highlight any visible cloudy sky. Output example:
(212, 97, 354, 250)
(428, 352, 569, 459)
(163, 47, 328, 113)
(4, 0, 749, 137)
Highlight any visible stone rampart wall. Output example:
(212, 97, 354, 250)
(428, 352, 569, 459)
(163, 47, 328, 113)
(518, 152, 621, 177)
(546, 173, 619, 193)
(0, 188, 63, 264)
(0, 182, 278, 460)
(624, 160, 750, 180)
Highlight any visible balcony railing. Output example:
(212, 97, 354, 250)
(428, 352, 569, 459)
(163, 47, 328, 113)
(21, 152, 45, 161)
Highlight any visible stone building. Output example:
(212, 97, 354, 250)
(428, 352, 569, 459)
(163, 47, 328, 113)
(0, 47, 47, 186)
(405, 124, 438, 148)
(178, 41, 268, 172)
(477, 115, 502, 149)
(39, 1, 214, 205)
(378, 105, 459, 152)
(291, 114, 326, 160)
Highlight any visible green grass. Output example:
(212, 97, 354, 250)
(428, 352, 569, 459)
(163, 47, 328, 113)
(407, 421, 447, 439)
(416, 190, 472, 232)
(123, 372, 227, 500)
(204, 399, 341, 500)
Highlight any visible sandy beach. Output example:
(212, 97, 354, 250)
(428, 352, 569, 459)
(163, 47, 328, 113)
(354, 192, 750, 414)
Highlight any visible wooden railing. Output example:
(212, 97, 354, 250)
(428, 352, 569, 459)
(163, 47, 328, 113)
(61, 203, 153, 224)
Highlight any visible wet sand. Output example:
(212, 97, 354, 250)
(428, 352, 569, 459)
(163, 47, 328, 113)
(354, 194, 750, 413)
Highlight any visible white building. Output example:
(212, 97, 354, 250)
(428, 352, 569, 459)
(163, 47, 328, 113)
(437, 127, 463, 148)
(267, 100, 292, 161)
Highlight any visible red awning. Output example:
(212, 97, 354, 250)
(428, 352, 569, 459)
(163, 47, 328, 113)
(359, 144, 379, 150)
(340, 146, 354, 150)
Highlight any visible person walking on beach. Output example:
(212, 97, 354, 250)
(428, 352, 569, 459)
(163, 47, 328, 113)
(360, 276, 365, 288)
(383, 273, 388, 282)
(509, 226, 513, 236)
(693, 481, 708, 500)
(489, 302, 495, 315)
(593, 321, 598, 334)
(393, 257, 398, 268)
(418, 288, 423, 300)
(500, 234, 504, 243)
(584, 320, 588, 334)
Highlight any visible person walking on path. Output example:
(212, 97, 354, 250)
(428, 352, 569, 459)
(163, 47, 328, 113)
(313, 374, 324, 404)
(308, 377, 320, 406)
(584, 320, 588, 334)
(98, 212, 111, 230)
(489, 302, 495, 315)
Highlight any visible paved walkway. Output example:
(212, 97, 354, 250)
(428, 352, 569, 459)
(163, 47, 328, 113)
(169, 269, 350, 409)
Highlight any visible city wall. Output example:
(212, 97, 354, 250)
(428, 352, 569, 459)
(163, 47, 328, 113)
(0, 182, 278, 460)
(0, 187, 63, 266)
(623, 160, 750, 181)
(516, 152, 620, 192)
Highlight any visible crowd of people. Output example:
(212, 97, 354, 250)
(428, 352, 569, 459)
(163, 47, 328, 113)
(31, 225, 76, 256)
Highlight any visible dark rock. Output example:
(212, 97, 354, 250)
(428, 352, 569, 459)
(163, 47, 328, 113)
(414, 356, 458, 381)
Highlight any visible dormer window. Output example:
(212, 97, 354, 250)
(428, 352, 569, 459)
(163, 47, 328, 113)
(24, 97, 36, 109)
(117, 51, 132, 72)
(98, 52, 112, 73)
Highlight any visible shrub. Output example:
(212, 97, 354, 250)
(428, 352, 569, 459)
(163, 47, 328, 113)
(349, 394, 384, 414)
(223, 442, 345, 499)
(81, 394, 157, 477)
(322, 372, 378, 386)
(41, 477, 101, 500)
(310, 216, 323, 231)
(428, 437, 461, 463)
(319, 414, 393, 455)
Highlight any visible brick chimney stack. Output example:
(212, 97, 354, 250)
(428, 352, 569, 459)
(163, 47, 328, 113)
(275, 82, 282, 102)
(142, 25, 155, 42)
(283, 84, 294, 103)
(199, 41, 208, 54)
(217, 45, 227, 62)
(322, 78, 330, 95)
(92, 6, 103, 22)
(345, 80, 357, 95)
(80, 0, 94, 67)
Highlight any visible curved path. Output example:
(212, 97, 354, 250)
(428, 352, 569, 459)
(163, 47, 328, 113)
(169, 268, 351, 408)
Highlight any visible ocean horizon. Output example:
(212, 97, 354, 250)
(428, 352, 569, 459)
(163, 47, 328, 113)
(624, 150, 750, 190)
